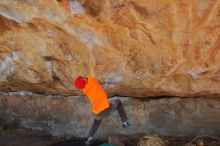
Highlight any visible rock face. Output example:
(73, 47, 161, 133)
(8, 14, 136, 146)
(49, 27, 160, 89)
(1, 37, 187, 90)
(0, 0, 220, 140)
(0, 0, 219, 97)
(1, 93, 220, 138)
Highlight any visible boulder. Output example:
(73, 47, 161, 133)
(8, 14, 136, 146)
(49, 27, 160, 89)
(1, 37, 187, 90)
(1, 93, 220, 138)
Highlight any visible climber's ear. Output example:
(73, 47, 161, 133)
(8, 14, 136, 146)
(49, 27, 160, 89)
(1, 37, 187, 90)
(83, 76, 88, 82)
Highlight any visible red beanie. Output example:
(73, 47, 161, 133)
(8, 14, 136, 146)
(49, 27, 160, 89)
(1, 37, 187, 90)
(74, 76, 87, 89)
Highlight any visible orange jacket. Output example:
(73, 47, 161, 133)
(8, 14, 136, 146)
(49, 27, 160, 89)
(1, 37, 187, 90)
(83, 75, 109, 114)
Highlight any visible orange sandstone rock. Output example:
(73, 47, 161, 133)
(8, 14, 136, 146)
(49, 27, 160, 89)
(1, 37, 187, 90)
(0, 0, 219, 97)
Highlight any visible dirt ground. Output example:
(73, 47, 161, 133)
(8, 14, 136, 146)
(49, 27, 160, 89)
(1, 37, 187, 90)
(0, 123, 220, 146)
(0, 123, 58, 146)
(0, 123, 103, 146)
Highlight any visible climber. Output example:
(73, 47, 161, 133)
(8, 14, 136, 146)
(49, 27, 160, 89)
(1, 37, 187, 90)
(73, 47, 130, 145)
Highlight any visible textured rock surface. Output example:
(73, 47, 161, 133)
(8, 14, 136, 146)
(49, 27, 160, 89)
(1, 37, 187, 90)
(0, 0, 219, 97)
(1, 93, 220, 138)
(137, 136, 168, 146)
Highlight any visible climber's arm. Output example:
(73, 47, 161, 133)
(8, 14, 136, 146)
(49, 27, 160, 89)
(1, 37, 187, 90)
(89, 47, 96, 78)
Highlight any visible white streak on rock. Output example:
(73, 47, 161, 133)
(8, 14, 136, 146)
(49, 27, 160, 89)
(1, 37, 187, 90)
(70, 0, 85, 15)
(77, 31, 97, 48)
(0, 53, 18, 81)
(109, 96, 131, 102)
(66, 53, 73, 61)
(46, 61, 53, 71)
(188, 70, 199, 80)
(0, 7, 22, 23)
(105, 73, 123, 82)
